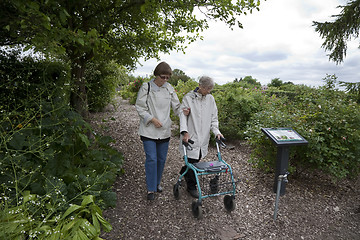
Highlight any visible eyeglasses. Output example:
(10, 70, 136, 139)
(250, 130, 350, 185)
(159, 75, 170, 80)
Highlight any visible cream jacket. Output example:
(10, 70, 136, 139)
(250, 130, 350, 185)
(135, 79, 180, 140)
(179, 89, 221, 159)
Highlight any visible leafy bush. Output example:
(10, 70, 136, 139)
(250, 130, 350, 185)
(119, 76, 148, 104)
(174, 79, 199, 103)
(0, 194, 111, 239)
(86, 60, 129, 112)
(245, 84, 360, 180)
(0, 50, 123, 239)
(0, 49, 70, 111)
(213, 82, 268, 139)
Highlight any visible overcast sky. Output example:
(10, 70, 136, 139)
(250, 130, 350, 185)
(132, 0, 360, 87)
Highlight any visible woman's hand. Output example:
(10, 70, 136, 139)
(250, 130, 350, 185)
(151, 118, 162, 128)
(183, 107, 190, 116)
(216, 134, 224, 140)
(182, 132, 190, 143)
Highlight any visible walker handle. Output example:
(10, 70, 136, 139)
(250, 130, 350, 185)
(182, 139, 194, 146)
(215, 136, 226, 148)
(182, 139, 194, 151)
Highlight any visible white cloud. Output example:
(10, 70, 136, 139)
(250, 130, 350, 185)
(133, 0, 360, 87)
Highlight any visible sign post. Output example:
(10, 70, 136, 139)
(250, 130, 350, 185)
(262, 128, 308, 220)
(261, 128, 308, 195)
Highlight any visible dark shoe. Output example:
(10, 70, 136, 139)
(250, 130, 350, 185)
(157, 185, 163, 193)
(187, 189, 199, 198)
(147, 192, 155, 200)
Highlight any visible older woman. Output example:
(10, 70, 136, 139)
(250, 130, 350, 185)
(136, 62, 188, 201)
(179, 76, 224, 198)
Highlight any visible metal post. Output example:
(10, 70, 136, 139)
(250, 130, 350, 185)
(273, 173, 289, 220)
(273, 146, 289, 195)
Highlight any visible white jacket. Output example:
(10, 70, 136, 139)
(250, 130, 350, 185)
(179, 89, 221, 159)
(135, 79, 180, 140)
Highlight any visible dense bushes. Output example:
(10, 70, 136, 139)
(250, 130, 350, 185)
(119, 76, 148, 104)
(245, 84, 360, 179)
(86, 60, 129, 112)
(213, 83, 267, 139)
(0, 51, 122, 239)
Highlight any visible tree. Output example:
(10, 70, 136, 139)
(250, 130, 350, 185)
(242, 76, 261, 86)
(0, 0, 262, 118)
(168, 69, 191, 86)
(268, 78, 283, 87)
(313, 0, 360, 64)
(313, 0, 360, 102)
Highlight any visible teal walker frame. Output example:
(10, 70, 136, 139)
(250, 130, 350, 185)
(173, 138, 237, 219)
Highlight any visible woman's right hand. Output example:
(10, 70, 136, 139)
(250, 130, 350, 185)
(182, 132, 190, 143)
(183, 107, 191, 116)
(151, 118, 162, 128)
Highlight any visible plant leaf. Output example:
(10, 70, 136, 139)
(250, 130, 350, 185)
(62, 204, 82, 219)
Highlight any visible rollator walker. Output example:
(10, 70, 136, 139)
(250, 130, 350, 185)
(173, 137, 237, 219)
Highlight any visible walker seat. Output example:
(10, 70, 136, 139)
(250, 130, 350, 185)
(193, 161, 228, 172)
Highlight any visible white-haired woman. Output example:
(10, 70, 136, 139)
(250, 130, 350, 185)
(178, 76, 224, 198)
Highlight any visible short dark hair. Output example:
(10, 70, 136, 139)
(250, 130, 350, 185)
(153, 61, 172, 76)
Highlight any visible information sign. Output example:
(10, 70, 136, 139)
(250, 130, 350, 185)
(261, 127, 308, 195)
(261, 128, 308, 146)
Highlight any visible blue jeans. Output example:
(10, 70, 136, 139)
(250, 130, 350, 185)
(142, 139, 169, 192)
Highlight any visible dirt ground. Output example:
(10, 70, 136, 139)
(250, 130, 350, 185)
(89, 97, 360, 240)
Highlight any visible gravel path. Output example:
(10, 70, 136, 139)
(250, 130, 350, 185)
(90, 97, 360, 240)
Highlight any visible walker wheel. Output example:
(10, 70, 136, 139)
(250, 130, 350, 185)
(191, 201, 203, 219)
(224, 195, 236, 212)
(173, 183, 180, 200)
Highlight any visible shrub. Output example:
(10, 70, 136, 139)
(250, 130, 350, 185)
(119, 76, 148, 104)
(174, 79, 199, 103)
(213, 82, 268, 139)
(0, 193, 111, 239)
(86, 60, 129, 112)
(0, 49, 70, 111)
(0, 50, 123, 239)
(245, 85, 360, 180)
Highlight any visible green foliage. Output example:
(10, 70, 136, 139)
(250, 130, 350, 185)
(86, 60, 129, 112)
(0, 0, 263, 116)
(0, 49, 71, 111)
(265, 88, 297, 100)
(268, 78, 283, 87)
(174, 79, 199, 103)
(233, 76, 262, 89)
(267, 78, 294, 88)
(245, 82, 360, 180)
(313, 0, 360, 63)
(119, 76, 149, 105)
(0, 193, 111, 239)
(0, 93, 123, 208)
(168, 69, 192, 86)
(213, 82, 267, 139)
(339, 81, 360, 103)
(0, 52, 123, 239)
